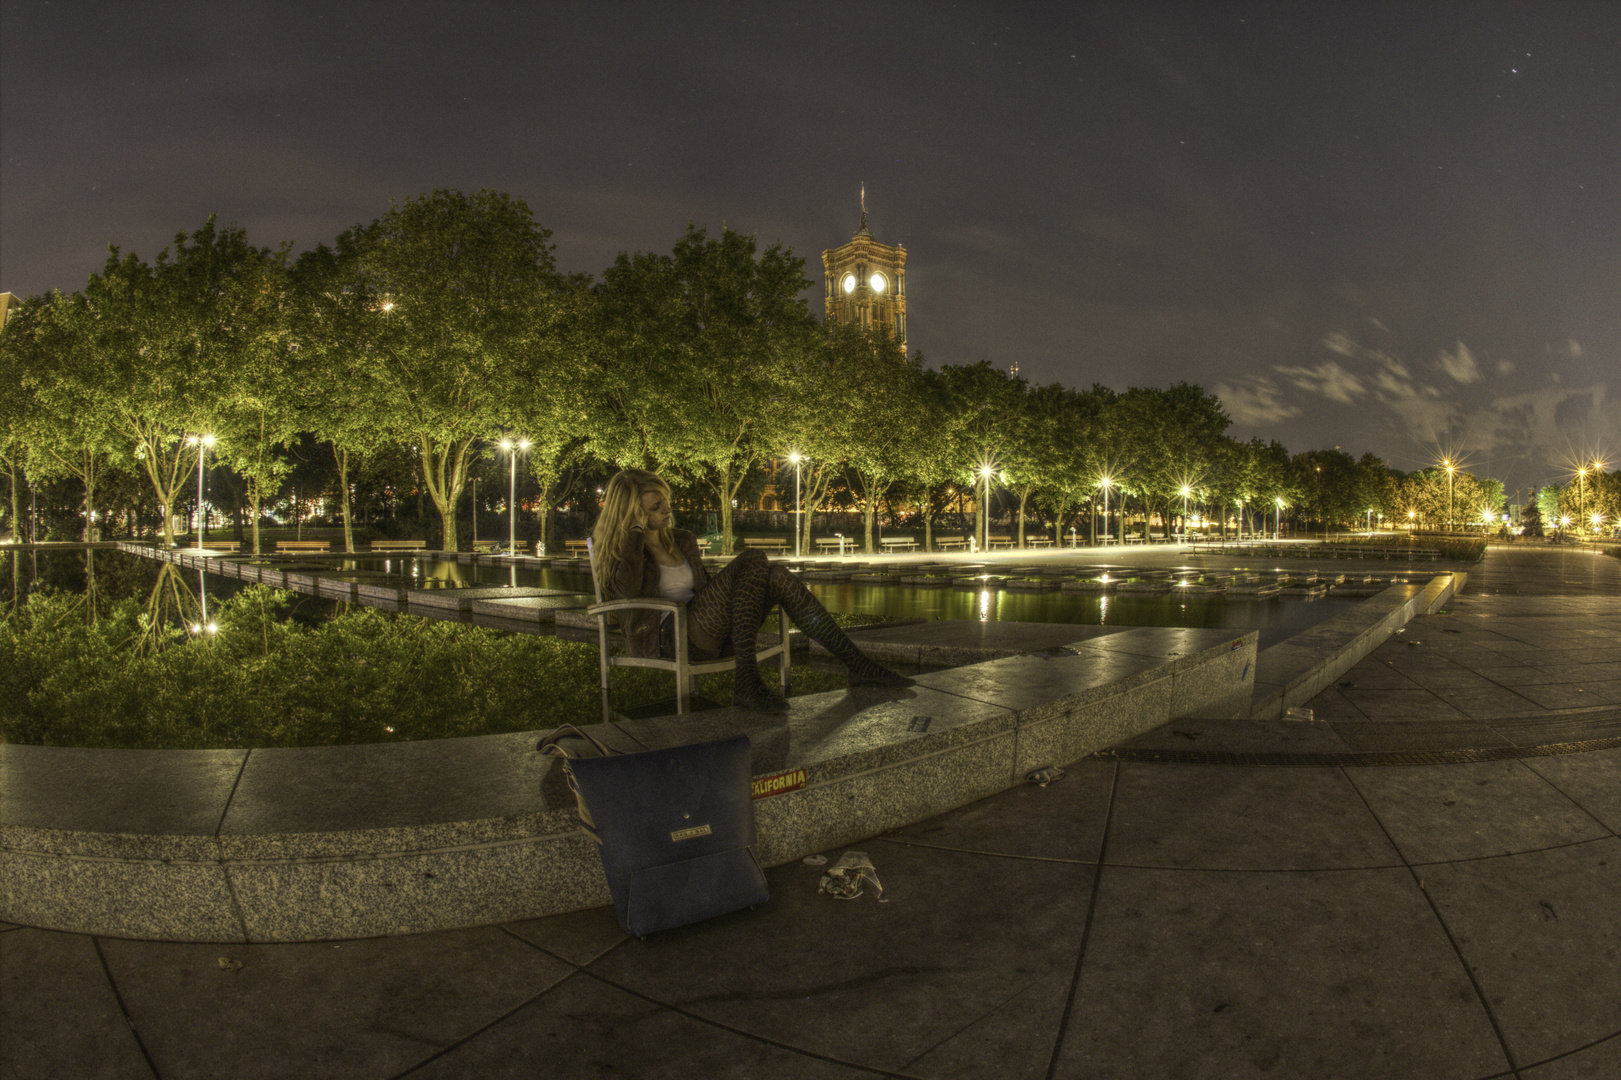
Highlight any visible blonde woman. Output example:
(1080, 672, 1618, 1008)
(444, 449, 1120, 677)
(591, 468, 911, 712)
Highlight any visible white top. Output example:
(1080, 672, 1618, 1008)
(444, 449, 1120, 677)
(657, 559, 696, 603)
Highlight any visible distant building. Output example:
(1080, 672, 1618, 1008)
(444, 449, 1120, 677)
(821, 189, 907, 352)
(0, 292, 19, 331)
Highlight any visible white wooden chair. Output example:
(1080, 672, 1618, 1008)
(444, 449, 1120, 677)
(585, 539, 791, 722)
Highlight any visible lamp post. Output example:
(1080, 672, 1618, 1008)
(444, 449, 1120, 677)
(1444, 459, 1455, 532)
(500, 438, 529, 555)
(980, 466, 994, 552)
(186, 434, 215, 549)
(788, 452, 802, 557)
(1100, 476, 1113, 547)
(1180, 486, 1191, 542)
(1275, 497, 1285, 540)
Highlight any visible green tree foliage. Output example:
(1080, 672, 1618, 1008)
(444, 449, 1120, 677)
(589, 225, 817, 551)
(335, 189, 564, 551)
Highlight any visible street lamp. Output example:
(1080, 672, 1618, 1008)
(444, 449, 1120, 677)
(788, 452, 802, 557)
(186, 434, 215, 548)
(1444, 459, 1455, 532)
(1180, 486, 1191, 541)
(1407, 510, 1415, 532)
(1274, 497, 1285, 541)
(980, 465, 994, 552)
(499, 438, 530, 555)
(1100, 476, 1113, 546)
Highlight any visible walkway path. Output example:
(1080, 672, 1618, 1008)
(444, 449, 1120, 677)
(4, 547, 1618, 1079)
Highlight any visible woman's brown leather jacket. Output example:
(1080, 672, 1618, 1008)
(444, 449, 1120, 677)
(608, 526, 711, 659)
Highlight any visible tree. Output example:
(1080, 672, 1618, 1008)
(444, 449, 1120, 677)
(335, 189, 564, 551)
(589, 225, 817, 550)
(55, 220, 269, 547)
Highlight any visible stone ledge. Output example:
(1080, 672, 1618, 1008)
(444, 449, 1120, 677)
(1, 626, 1257, 943)
(1250, 573, 1465, 721)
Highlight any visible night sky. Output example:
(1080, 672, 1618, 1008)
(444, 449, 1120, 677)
(3, 1, 1616, 496)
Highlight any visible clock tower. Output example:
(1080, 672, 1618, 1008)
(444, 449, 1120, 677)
(822, 188, 907, 352)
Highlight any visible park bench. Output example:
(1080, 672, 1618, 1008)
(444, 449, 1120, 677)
(743, 538, 789, 554)
(276, 540, 330, 552)
(814, 537, 851, 556)
(695, 537, 712, 552)
(933, 537, 970, 551)
(370, 539, 427, 551)
(1025, 537, 1054, 548)
(987, 535, 1015, 550)
(563, 539, 590, 554)
(880, 536, 918, 552)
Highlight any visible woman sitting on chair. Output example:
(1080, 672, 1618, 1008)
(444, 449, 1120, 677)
(591, 468, 911, 712)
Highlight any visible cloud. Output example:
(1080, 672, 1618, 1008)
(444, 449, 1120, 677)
(1215, 377, 1300, 426)
(1569, 339, 1584, 359)
(1321, 330, 1358, 357)
(1438, 341, 1481, 384)
(1273, 360, 1365, 404)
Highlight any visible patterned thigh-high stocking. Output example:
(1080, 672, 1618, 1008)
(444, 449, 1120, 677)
(687, 548, 789, 712)
(685, 549, 912, 712)
(763, 563, 912, 686)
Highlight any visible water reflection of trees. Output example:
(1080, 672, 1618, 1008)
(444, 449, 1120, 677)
(2, 549, 200, 651)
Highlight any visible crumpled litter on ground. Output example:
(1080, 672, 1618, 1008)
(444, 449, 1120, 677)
(818, 850, 886, 902)
(1026, 765, 1066, 786)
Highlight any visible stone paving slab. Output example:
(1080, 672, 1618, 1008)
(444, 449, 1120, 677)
(100, 927, 572, 1080)
(1344, 760, 1610, 863)
(1421, 838, 1621, 1068)
(1056, 865, 1510, 1080)
(0, 929, 153, 1080)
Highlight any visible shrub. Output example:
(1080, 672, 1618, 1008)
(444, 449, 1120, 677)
(0, 585, 849, 750)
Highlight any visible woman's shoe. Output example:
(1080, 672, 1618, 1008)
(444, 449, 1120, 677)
(848, 668, 914, 688)
(733, 677, 790, 713)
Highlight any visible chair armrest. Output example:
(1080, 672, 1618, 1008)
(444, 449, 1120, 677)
(586, 597, 685, 617)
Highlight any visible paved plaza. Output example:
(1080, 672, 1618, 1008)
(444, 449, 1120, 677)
(3, 546, 1619, 1079)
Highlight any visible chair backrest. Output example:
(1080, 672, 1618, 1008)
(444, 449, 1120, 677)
(585, 537, 604, 603)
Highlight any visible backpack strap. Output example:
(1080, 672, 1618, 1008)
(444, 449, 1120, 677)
(537, 725, 618, 842)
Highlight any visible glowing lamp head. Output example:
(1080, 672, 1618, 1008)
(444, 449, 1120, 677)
(1180, 486, 1191, 497)
(788, 452, 800, 463)
(980, 466, 993, 478)
(518, 439, 531, 450)
(500, 440, 513, 451)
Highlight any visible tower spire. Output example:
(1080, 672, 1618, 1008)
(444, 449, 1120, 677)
(856, 183, 870, 236)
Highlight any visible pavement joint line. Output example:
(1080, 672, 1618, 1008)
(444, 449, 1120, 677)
(1517, 761, 1621, 841)
(573, 969, 916, 1079)
(875, 835, 1099, 867)
(386, 964, 576, 1080)
(1107, 734, 1621, 768)
(91, 935, 163, 1080)
(1403, 834, 1618, 870)
(1043, 758, 1120, 1080)
(1506, 1027, 1621, 1078)
(1340, 767, 1524, 1076)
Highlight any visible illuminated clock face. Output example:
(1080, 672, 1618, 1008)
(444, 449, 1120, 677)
(841, 273, 856, 294)
(870, 273, 887, 294)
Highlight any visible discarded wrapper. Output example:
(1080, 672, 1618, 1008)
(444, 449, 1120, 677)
(802, 854, 828, 866)
(1283, 707, 1315, 721)
(818, 850, 886, 902)
(217, 957, 243, 971)
(1025, 765, 1066, 787)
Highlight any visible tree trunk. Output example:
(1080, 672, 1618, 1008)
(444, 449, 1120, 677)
(249, 476, 262, 556)
(81, 451, 97, 542)
(717, 463, 733, 555)
(1016, 489, 1029, 548)
(335, 444, 354, 553)
(8, 459, 18, 546)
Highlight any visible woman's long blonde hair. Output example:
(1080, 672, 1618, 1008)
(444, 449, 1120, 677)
(591, 469, 676, 594)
